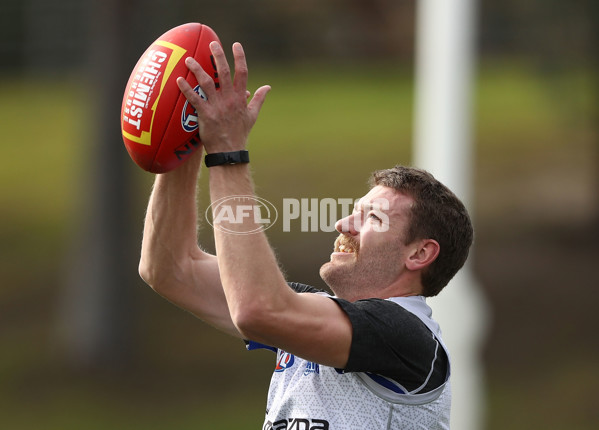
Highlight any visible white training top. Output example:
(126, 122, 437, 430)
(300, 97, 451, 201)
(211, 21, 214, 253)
(248, 295, 451, 430)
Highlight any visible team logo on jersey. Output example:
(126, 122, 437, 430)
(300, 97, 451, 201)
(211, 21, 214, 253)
(304, 361, 320, 376)
(275, 350, 295, 372)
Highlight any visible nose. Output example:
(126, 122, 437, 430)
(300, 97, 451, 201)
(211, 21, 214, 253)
(335, 213, 360, 236)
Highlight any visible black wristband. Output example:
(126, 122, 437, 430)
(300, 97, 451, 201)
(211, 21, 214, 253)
(204, 150, 250, 167)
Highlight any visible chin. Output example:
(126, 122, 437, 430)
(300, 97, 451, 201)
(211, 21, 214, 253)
(319, 262, 332, 283)
(319, 263, 349, 295)
(319, 263, 335, 285)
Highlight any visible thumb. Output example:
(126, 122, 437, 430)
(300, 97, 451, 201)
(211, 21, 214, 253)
(247, 85, 271, 121)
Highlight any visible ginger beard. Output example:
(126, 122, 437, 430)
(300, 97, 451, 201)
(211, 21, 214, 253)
(319, 232, 405, 299)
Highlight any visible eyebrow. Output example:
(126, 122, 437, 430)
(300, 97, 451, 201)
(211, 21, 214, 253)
(354, 201, 382, 212)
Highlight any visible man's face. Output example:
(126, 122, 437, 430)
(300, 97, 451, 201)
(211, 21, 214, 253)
(319, 186, 415, 300)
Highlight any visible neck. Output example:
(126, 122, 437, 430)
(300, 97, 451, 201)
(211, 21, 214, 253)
(331, 279, 423, 302)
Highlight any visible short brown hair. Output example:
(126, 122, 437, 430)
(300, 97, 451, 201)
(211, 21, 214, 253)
(369, 166, 473, 297)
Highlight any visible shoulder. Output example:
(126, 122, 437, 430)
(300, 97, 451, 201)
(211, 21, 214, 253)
(332, 296, 449, 393)
(333, 296, 429, 335)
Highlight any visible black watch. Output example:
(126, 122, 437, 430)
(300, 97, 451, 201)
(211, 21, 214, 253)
(204, 150, 250, 167)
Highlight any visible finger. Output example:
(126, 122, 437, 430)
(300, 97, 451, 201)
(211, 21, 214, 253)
(177, 76, 208, 110)
(232, 42, 248, 94)
(209, 41, 232, 92)
(183, 56, 217, 100)
(247, 85, 271, 122)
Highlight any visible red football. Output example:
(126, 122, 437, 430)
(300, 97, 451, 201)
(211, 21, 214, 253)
(121, 23, 221, 173)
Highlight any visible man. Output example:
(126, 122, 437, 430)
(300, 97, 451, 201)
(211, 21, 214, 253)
(139, 41, 473, 429)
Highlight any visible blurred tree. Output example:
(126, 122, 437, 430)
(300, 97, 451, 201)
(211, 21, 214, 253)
(21, 0, 88, 73)
(174, 0, 415, 62)
(58, 0, 139, 370)
(0, 1, 25, 71)
(58, 0, 185, 370)
(586, 0, 599, 231)
(479, 0, 591, 62)
(2, 0, 597, 72)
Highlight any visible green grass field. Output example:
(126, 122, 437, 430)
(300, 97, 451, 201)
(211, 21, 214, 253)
(0, 61, 596, 429)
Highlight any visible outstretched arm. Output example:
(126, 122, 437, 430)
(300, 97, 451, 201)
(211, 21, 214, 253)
(138, 145, 240, 338)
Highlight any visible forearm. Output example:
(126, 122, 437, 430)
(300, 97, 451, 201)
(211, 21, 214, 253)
(139, 150, 206, 288)
(208, 164, 291, 334)
(139, 148, 244, 337)
(207, 164, 351, 364)
(173, 41, 283, 339)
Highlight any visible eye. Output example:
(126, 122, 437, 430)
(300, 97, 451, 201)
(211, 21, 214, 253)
(368, 212, 381, 222)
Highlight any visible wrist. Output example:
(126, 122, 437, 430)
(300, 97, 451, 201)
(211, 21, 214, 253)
(160, 144, 204, 178)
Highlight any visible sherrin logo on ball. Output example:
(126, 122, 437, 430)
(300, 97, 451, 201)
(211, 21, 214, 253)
(121, 23, 221, 173)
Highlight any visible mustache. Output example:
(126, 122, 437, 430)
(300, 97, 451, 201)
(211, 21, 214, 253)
(334, 234, 360, 253)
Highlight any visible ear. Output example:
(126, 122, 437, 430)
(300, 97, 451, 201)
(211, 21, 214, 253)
(405, 239, 440, 271)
